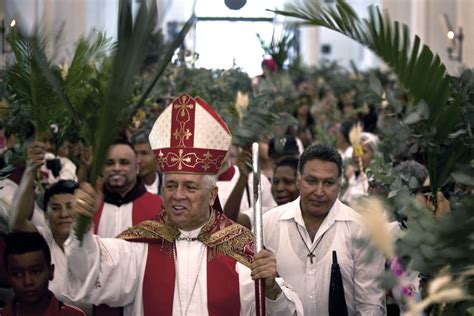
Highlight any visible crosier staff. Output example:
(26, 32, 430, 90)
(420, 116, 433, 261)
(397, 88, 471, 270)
(252, 142, 265, 316)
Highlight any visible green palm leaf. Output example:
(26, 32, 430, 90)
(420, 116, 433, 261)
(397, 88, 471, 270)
(272, 1, 450, 113)
(272, 0, 467, 195)
(27, 0, 159, 241)
(75, 0, 158, 241)
(6, 29, 62, 139)
(62, 33, 112, 143)
(133, 13, 197, 111)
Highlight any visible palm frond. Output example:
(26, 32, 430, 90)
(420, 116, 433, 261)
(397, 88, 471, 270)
(272, 0, 469, 196)
(272, 0, 450, 120)
(29, 36, 81, 132)
(133, 13, 196, 111)
(65, 32, 112, 100)
(6, 29, 62, 139)
(67, 0, 159, 242)
(257, 26, 296, 70)
(90, 0, 157, 181)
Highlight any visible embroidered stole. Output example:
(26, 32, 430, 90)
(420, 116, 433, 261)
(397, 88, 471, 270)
(119, 210, 254, 315)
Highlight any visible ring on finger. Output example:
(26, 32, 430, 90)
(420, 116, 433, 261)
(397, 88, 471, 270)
(76, 198, 88, 208)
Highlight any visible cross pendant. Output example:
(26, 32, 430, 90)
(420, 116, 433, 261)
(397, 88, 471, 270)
(307, 252, 315, 264)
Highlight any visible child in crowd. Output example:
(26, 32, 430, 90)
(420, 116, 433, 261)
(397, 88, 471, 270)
(0, 232, 85, 316)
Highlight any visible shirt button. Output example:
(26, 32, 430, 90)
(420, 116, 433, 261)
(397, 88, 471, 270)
(309, 295, 314, 299)
(308, 270, 315, 275)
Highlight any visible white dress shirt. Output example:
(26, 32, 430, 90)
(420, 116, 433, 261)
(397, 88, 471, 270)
(263, 197, 386, 316)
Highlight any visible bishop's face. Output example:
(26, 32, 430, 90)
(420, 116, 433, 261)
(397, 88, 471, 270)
(162, 173, 218, 231)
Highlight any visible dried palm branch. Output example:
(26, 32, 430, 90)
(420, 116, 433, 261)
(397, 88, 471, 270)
(404, 272, 472, 316)
(353, 197, 394, 259)
(354, 197, 418, 303)
(349, 122, 365, 176)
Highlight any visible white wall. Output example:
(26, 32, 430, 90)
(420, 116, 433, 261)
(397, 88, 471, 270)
(1, 0, 473, 74)
(304, 0, 381, 70)
(382, 0, 463, 75)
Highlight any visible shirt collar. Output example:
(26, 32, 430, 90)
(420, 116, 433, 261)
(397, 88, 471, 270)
(104, 177, 147, 206)
(279, 197, 355, 231)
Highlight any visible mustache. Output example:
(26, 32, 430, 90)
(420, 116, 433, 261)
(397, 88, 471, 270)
(107, 172, 127, 177)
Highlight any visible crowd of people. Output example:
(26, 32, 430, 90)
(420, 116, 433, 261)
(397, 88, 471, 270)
(0, 58, 459, 315)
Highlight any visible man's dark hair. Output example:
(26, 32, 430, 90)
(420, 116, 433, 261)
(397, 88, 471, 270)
(339, 120, 354, 144)
(274, 156, 299, 173)
(43, 180, 79, 211)
(3, 232, 51, 269)
(130, 130, 151, 146)
(298, 144, 343, 177)
(111, 137, 135, 152)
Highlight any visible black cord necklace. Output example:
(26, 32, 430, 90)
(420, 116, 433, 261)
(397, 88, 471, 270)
(294, 221, 327, 264)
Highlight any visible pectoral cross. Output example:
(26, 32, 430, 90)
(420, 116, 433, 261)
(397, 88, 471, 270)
(307, 252, 315, 264)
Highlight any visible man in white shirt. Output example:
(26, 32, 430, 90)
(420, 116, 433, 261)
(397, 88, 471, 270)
(263, 144, 386, 315)
(64, 93, 304, 316)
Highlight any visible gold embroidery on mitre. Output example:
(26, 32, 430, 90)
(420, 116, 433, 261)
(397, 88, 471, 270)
(173, 95, 194, 116)
(196, 151, 218, 171)
(172, 96, 194, 148)
(172, 128, 192, 148)
(156, 150, 168, 169)
(169, 149, 194, 170)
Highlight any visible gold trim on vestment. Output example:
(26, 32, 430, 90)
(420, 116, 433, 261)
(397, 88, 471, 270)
(117, 209, 254, 268)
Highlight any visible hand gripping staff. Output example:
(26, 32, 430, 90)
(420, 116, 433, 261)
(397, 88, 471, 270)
(252, 142, 265, 316)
